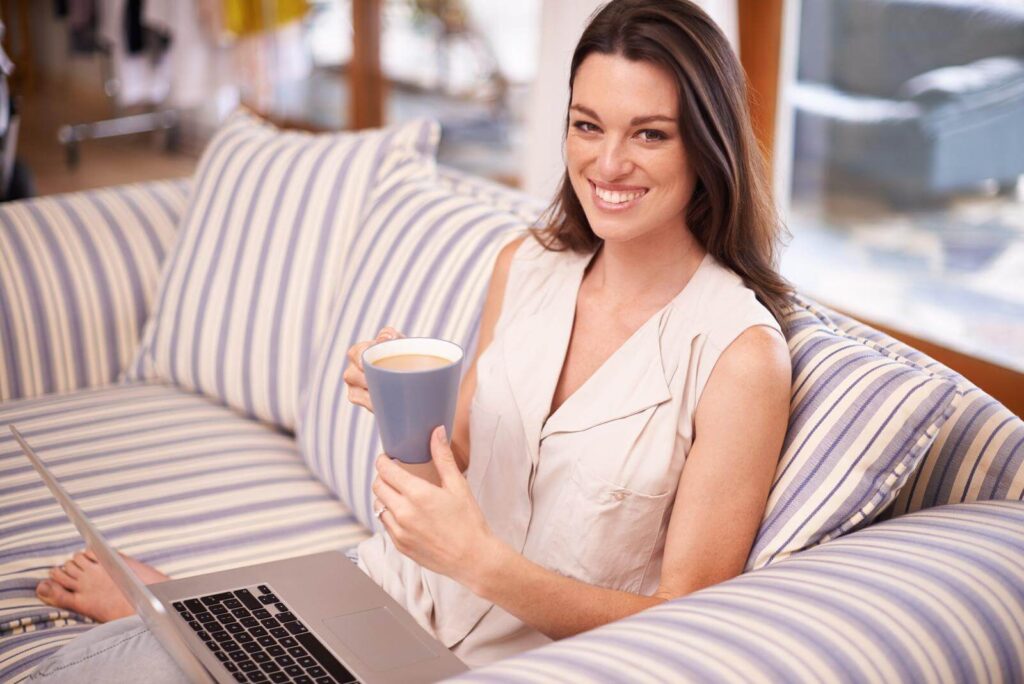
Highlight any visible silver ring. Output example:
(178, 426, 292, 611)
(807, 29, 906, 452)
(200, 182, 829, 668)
(374, 505, 387, 520)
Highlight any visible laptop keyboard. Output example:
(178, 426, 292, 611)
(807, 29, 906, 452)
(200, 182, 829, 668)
(172, 584, 359, 683)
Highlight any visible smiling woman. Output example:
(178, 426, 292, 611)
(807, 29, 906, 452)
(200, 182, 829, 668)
(27, 0, 796, 678)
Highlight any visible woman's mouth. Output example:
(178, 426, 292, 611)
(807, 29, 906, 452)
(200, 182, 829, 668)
(589, 180, 648, 211)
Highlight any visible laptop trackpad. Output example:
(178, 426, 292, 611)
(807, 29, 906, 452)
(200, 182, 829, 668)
(324, 607, 439, 672)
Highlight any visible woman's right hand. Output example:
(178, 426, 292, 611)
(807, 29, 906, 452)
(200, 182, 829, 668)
(343, 327, 404, 413)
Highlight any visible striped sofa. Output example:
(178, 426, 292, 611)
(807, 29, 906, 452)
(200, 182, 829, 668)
(1, 173, 1022, 683)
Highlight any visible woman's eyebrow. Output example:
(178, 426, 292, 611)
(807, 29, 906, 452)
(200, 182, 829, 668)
(569, 104, 675, 126)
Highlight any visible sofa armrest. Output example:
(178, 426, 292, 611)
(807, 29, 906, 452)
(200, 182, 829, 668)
(450, 501, 1024, 682)
(899, 56, 1024, 108)
(0, 179, 190, 401)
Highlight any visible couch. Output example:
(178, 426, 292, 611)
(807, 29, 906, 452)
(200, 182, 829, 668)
(793, 0, 1024, 203)
(1, 115, 1023, 682)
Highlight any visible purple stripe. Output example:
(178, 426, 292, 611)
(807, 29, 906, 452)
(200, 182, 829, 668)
(827, 542, 1001, 680)
(577, 632, 739, 680)
(142, 180, 188, 229)
(4, 477, 325, 562)
(238, 139, 322, 423)
(788, 343, 877, 431)
(774, 354, 908, 489)
(114, 189, 171, 265)
(49, 199, 121, 381)
(986, 432, 1024, 500)
(144, 125, 253, 383)
(192, 134, 290, 392)
(960, 415, 1017, 502)
(6, 490, 330, 546)
(429, 225, 519, 339)
(281, 140, 360, 422)
(0, 379, 155, 414)
(927, 397, 998, 507)
(0, 212, 56, 391)
(80, 194, 149, 352)
(901, 386, 981, 511)
(0, 266, 22, 399)
(0, 434, 288, 510)
(761, 378, 952, 564)
(795, 552, 968, 681)
(0, 388, 192, 444)
(830, 384, 959, 532)
(208, 136, 300, 405)
(740, 573, 916, 680)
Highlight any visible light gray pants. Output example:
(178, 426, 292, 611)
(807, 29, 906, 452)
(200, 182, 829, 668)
(30, 547, 362, 682)
(29, 615, 188, 683)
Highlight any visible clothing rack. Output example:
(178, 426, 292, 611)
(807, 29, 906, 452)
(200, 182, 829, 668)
(57, 36, 181, 169)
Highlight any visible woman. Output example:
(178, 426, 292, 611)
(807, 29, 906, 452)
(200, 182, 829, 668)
(32, 0, 792, 677)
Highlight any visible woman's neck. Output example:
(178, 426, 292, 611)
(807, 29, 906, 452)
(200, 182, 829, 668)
(585, 229, 706, 313)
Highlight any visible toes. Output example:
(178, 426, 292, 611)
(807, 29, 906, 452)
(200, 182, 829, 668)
(62, 559, 83, 579)
(49, 565, 79, 589)
(72, 551, 93, 571)
(36, 579, 77, 610)
(85, 549, 98, 562)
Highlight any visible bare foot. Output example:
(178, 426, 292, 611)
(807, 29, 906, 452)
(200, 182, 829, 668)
(36, 549, 170, 623)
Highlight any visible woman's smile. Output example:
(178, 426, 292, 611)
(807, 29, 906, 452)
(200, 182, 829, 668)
(589, 179, 649, 211)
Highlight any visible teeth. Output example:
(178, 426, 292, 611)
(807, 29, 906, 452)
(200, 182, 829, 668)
(594, 186, 645, 204)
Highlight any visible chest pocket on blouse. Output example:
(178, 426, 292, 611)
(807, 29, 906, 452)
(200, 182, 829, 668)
(545, 458, 672, 594)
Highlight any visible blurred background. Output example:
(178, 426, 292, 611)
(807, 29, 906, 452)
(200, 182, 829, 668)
(0, 0, 1020, 411)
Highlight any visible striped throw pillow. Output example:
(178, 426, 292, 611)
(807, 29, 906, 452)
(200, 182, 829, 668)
(746, 296, 961, 569)
(808, 305, 1024, 514)
(126, 110, 440, 431)
(298, 151, 529, 527)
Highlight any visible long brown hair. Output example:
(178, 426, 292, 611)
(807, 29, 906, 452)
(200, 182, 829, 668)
(533, 0, 794, 329)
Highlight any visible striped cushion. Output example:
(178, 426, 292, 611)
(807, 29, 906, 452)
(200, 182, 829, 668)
(747, 296, 961, 569)
(814, 305, 1024, 515)
(452, 500, 1024, 683)
(126, 109, 440, 431)
(299, 150, 530, 528)
(0, 383, 369, 682)
(0, 179, 189, 403)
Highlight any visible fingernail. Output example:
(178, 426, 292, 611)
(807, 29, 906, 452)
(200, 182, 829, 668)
(438, 425, 447, 444)
(37, 581, 51, 597)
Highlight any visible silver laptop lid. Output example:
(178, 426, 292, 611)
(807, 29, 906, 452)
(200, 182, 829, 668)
(10, 425, 214, 683)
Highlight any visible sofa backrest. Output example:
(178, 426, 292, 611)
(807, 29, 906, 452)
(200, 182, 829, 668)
(0, 179, 189, 402)
(799, 0, 1024, 97)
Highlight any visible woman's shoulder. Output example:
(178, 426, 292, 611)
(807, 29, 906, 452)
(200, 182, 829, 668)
(697, 254, 783, 348)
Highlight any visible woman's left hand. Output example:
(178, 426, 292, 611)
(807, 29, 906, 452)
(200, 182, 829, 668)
(372, 426, 495, 584)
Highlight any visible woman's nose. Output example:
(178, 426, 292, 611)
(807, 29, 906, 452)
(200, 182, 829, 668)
(597, 138, 633, 178)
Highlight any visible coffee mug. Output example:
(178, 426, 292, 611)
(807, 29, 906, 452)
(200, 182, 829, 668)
(362, 337, 464, 464)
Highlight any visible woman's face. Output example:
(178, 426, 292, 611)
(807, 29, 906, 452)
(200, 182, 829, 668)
(566, 53, 696, 245)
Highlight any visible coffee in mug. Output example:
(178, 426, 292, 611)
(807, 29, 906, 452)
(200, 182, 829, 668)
(362, 337, 464, 463)
(371, 354, 453, 372)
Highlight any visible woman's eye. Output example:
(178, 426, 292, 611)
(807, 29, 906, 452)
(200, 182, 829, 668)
(572, 120, 599, 133)
(638, 129, 668, 142)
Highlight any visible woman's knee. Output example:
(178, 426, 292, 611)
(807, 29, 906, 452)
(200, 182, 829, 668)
(30, 616, 188, 682)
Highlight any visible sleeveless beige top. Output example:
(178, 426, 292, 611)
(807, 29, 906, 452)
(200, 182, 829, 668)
(357, 236, 782, 668)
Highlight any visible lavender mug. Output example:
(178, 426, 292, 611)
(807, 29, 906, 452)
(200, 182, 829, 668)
(362, 337, 464, 464)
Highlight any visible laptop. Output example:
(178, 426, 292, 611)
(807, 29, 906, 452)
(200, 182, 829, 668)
(10, 425, 468, 684)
